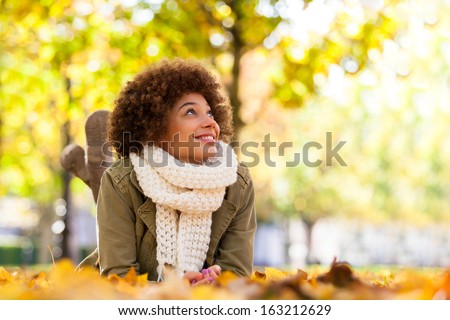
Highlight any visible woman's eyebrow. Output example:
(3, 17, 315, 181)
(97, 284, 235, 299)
(178, 102, 211, 111)
(178, 102, 196, 111)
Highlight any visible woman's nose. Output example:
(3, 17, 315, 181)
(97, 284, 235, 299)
(201, 114, 217, 128)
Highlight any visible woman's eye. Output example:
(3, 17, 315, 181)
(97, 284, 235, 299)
(208, 111, 214, 118)
(186, 109, 196, 115)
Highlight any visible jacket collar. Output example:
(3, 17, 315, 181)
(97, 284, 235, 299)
(130, 167, 144, 194)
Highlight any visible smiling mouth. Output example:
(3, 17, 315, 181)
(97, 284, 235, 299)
(194, 135, 216, 143)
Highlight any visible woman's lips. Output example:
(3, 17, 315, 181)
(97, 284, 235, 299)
(194, 135, 216, 143)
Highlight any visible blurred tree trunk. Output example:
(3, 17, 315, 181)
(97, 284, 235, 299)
(227, 0, 244, 140)
(60, 155, 72, 259)
(60, 77, 73, 259)
(37, 204, 53, 264)
(303, 217, 317, 265)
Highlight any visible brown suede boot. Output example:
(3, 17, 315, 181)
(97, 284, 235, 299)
(60, 144, 90, 186)
(85, 110, 112, 203)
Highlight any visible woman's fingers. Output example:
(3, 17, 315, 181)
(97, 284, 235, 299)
(185, 265, 222, 286)
(209, 265, 222, 276)
(183, 271, 203, 285)
(191, 276, 214, 287)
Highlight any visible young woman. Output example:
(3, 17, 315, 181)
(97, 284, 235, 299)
(78, 58, 256, 285)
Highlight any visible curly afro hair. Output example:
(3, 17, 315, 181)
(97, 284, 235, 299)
(109, 58, 234, 158)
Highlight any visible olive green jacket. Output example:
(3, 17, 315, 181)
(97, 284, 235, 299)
(78, 158, 256, 281)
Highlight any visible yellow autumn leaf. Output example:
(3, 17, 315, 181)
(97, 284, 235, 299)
(1, 259, 449, 300)
(28, 272, 49, 289)
(123, 266, 138, 284)
(191, 284, 236, 300)
(252, 267, 291, 283)
(217, 270, 239, 286)
(0, 267, 14, 283)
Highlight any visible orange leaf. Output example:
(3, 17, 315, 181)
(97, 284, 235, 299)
(0, 267, 13, 283)
(123, 267, 138, 285)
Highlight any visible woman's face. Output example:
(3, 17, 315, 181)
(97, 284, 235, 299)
(159, 92, 220, 163)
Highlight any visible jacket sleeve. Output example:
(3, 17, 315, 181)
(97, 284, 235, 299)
(213, 170, 257, 277)
(96, 170, 140, 277)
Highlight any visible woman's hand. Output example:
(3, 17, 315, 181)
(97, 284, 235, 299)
(183, 265, 222, 286)
(183, 271, 203, 285)
(207, 264, 222, 277)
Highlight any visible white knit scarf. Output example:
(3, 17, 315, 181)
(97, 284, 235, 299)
(129, 141, 238, 280)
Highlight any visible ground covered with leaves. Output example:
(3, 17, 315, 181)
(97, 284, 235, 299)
(1, 259, 449, 299)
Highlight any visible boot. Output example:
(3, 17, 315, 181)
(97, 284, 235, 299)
(60, 144, 90, 186)
(85, 110, 112, 203)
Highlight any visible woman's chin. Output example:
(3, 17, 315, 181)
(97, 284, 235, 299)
(194, 144, 218, 162)
(204, 144, 218, 158)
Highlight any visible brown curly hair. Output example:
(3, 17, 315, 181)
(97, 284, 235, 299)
(109, 58, 234, 158)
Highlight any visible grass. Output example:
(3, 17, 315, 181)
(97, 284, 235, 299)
(1, 264, 53, 274)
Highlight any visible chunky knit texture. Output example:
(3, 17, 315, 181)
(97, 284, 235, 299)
(129, 141, 238, 280)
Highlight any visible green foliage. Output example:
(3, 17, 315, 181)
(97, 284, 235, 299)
(253, 0, 450, 226)
(2, 0, 432, 231)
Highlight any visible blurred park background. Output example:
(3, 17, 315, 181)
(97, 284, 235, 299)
(0, 0, 449, 270)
